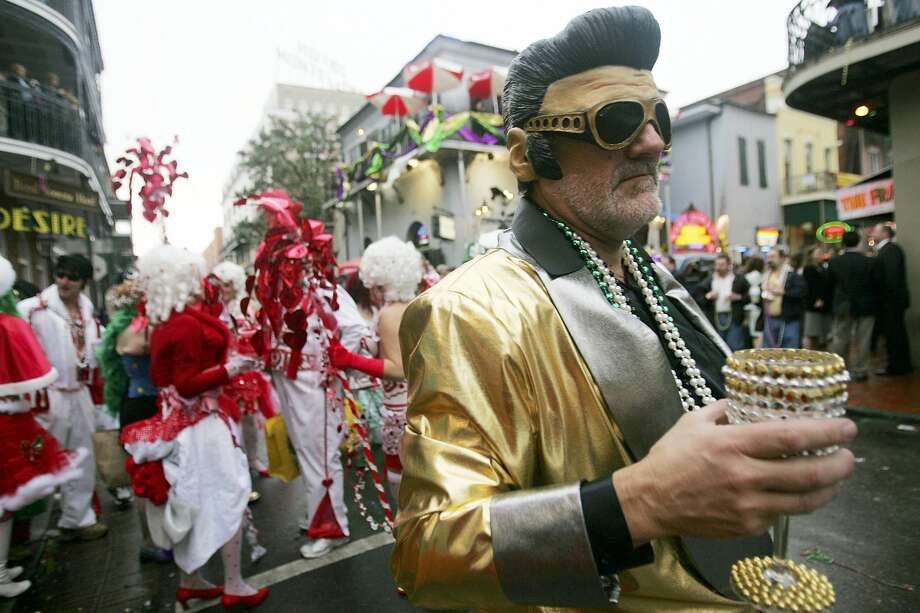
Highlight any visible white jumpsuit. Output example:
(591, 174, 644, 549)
(269, 288, 365, 538)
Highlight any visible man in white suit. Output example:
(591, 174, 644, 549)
(18, 255, 107, 541)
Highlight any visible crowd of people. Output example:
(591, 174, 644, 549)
(1, 63, 83, 148)
(3, 5, 912, 611)
(0, 216, 438, 608)
(668, 224, 913, 379)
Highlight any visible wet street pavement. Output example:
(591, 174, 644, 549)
(3, 408, 919, 612)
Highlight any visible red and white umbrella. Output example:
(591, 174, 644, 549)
(468, 66, 508, 99)
(367, 87, 428, 117)
(404, 58, 464, 95)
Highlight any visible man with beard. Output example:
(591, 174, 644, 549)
(391, 7, 856, 612)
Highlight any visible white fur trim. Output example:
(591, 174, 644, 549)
(359, 236, 424, 303)
(0, 256, 13, 297)
(0, 367, 58, 396)
(124, 439, 176, 464)
(0, 447, 87, 513)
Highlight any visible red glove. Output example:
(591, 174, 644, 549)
(328, 337, 384, 378)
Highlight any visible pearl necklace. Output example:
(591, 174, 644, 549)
(543, 211, 717, 412)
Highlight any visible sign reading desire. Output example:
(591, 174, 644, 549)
(670, 208, 717, 252)
(0, 205, 87, 238)
(837, 177, 894, 221)
(5, 171, 99, 208)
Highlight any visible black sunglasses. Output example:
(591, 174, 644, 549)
(55, 271, 85, 282)
(524, 98, 671, 150)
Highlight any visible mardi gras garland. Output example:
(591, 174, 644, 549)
(336, 106, 505, 199)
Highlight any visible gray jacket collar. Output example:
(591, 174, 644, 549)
(510, 197, 583, 277)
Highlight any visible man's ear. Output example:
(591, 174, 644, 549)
(507, 127, 536, 182)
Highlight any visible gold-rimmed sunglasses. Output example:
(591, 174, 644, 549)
(524, 98, 671, 151)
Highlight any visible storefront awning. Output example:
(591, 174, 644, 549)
(782, 199, 837, 226)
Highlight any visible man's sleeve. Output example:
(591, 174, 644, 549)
(392, 290, 621, 610)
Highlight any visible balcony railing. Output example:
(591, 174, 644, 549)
(787, 0, 920, 67)
(783, 171, 838, 196)
(0, 80, 84, 154)
(1, 80, 113, 200)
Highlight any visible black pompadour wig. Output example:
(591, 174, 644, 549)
(503, 6, 661, 194)
(55, 254, 93, 281)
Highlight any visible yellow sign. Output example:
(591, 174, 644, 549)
(0, 205, 86, 238)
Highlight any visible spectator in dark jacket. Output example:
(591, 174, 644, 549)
(699, 253, 750, 351)
(874, 224, 913, 375)
(761, 247, 807, 348)
(802, 246, 833, 349)
(827, 230, 879, 381)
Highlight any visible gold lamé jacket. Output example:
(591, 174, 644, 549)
(393, 199, 770, 612)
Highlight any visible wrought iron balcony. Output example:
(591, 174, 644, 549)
(0, 80, 84, 153)
(1, 80, 114, 199)
(787, 0, 920, 67)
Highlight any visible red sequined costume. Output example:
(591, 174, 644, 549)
(0, 313, 83, 514)
(121, 307, 251, 573)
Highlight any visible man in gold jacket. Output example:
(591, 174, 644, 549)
(391, 6, 856, 611)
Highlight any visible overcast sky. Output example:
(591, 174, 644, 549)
(94, 0, 794, 255)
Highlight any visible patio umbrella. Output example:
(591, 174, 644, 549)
(367, 87, 428, 117)
(404, 58, 464, 95)
(468, 66, 508, 99)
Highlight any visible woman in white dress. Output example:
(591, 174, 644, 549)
(120, 246, 268, 610)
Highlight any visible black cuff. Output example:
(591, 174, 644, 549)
(580, 477, 655, 575)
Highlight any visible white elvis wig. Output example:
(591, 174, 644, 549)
(136, 244, 207, 324)
(359, 236, 423, 303)
(211, 261, 246, 299)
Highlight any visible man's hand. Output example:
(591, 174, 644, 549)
(705, 290, 718, 301)
(613, 400, 857, 545)
(729, 292, 742, 302)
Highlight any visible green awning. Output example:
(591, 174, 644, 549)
(783, 200, 838, 226)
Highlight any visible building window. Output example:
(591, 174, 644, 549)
(824, 146, 834, 172)
(757, 140, 767, 189)
(867, 146, 883, 174)
(738, 137, 749, 186)
(783, 137, 793, 195)
(805, 142, 814, 174)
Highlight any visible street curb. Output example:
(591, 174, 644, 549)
(846, 405, 920, 423)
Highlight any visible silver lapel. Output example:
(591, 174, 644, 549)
(499, 231, 771, 598)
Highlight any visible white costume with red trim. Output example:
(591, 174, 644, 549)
(18, 286, 100, 529)
(269, 288, 364, 539)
